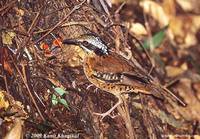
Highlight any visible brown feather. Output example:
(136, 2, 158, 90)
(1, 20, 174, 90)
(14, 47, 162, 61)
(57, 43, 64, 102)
(83, 52, 164, 99)
(87, 52, 139, 73)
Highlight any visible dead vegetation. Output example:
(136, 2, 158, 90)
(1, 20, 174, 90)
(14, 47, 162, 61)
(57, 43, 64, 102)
(0, 0, 200, 138)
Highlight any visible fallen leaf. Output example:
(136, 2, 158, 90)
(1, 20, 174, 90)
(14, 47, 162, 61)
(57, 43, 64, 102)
(111, 0, 129, 5)
(2, 92, 28, 121)
(2, 31, 16, 45)
(3, 61, 13, 75)
(53, 38, 62, 47)
(60, 45, 85, 67)
(167, 78, 200, 121)
(176, 0, 194, 11)
(140, 0, 169, 27)
(162, 0, 176, 18)
(0, 47, 14, 75)
(13, 7, 25, 16)
(128, 22, 147, 35)
(40, 43, 49, 50)
(169, 15, 200, 48)
(193, 82, 200, 100)
(4, 119, 23, 139)
(140, 0, 200, 48)
(0, 90, 9, 110)
(165, 65, 187, 77)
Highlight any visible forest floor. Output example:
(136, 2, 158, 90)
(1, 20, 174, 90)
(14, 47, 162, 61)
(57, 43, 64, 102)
(0, 0, 200, 138)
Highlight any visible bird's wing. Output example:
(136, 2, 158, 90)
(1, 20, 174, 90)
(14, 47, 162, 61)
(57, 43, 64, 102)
(87, 52, 152, 85)
(89, 53, 137, 73)
(85, 52, 164, 99)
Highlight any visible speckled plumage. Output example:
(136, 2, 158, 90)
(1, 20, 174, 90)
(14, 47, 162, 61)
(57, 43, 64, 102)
(63, 33, 185, 119)
(83, 52, 162, 97)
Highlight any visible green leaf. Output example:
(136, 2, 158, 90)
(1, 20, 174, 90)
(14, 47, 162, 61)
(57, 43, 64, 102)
(52, 94, 58, 105)
(143, 26, 168, 49)
(54, 87, 68, 96)
(58, 98, 69, 109)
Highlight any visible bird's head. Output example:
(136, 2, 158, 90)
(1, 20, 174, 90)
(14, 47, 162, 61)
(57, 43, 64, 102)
(62, 34, 109, 56)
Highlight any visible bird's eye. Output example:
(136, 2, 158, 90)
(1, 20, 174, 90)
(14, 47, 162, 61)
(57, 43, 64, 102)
(82, 41, 89, 46)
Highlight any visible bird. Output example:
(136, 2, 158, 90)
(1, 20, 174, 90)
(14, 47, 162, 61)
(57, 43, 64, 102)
(62, 33, 186, 119)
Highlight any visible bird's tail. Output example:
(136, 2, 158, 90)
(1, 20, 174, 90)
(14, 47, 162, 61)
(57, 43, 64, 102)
(151, 84, 186, 107)
(162, 86, 186, 106)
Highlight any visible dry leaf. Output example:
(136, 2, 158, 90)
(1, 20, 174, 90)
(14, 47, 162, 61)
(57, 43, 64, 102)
(0, 91, 9, 110)
(169, 15, 200, 48)
(177, 79, 200, 121)
(193, 83, 200, 100)
(111, 0, 126, 5)
(4, 119, 23, 139)
(165, 64, 187, 77)
(140, 0, 200, 48)
(60, 45, 85, 67)
(1, 92, 28, 121)
(2, 31, 16, 45)
(162, 0, 176, 16)
(128, 22, 147, 35)
(167, 78, 200, 121)
(140, 0, 169, 27)
(3, 61, 13, 75)
(0, 47, 14, 75)
(53, 38, 62, 47)
(176, 0, 194, 11)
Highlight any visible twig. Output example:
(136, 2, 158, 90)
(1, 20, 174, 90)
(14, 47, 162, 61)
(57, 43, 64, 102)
(62, 21, 91, 27)
(21, 62, 45, 107)
(3, 75, 10, 94)
(10, 56, 45, 121)
(43, 5, 70, 17)
(34, 0, 86, 44)
(33, 21, 91, 35)
(99, 0, 110, 16)
(114, 2, 126, 15)
(0, 0, 17, 15)
(16, 10, 42, 59)
(28, 12, 41, 33)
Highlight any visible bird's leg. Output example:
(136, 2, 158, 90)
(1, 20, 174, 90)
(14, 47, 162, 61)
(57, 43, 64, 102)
(93, 96, 122, 120)
(86, 84, 95, 90)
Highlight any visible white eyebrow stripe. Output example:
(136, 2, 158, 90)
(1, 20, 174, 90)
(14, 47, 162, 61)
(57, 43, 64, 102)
(84, 36, 109, 55)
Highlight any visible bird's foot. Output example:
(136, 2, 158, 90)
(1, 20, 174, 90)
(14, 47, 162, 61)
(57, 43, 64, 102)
(93, 112, 110, 120)
(93, 111, 118, 121)
(93, 100, 122, 121)
(86, 84, 94, 90)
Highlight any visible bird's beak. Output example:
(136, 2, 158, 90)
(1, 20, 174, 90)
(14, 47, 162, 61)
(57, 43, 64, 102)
(62, 39, 79, 45)
(62, 38, 92, 54)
